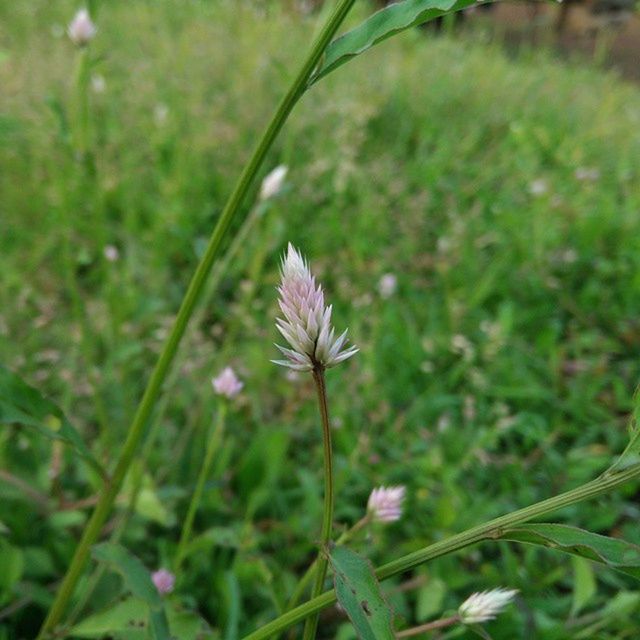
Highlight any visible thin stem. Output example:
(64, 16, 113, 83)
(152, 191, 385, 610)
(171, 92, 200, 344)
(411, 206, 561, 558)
(239, 464, 640, 640)
(36, 2, 356, 636)
(395, 615, 460, 637)
(302, 367, 334, 640)
(175, 403, 227, 571)
(287, 515, 370, 613)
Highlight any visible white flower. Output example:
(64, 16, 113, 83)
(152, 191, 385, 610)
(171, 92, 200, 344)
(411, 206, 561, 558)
(212, 367, 243, 398)
(528, 179, 548, 196)
(273, 244, 358, 371)
(367, 485, 405, 523)
(260, 165, 288, 201)
(377, 273, 397, 299)
(91, 74, 106, 94)
(68, 8, 96, 46)
(458, 588, 518, 624)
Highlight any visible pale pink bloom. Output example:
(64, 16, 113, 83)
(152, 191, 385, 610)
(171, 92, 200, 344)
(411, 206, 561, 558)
(377, 273, 397, 299)
(151, 568, 175, 595)
(273, 244, 357, 371)
(212, 367, 243, 398)
(260, 165, 288, 201)
(367, 485, 405, 523)
(67, 8, 96, 46)
(103, 245, 119, 262)
(458, 588, 518, 624)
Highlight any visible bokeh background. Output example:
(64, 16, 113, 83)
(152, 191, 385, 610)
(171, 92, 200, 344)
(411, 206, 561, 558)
(1, 0, 640, 638)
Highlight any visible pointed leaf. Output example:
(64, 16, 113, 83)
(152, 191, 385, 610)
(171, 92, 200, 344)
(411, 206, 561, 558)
(499, 523, 640, 580)
(311, 0, 477, 84)
(0, 365, 105, 477)
(91, 543, 170, 640)
(69, 596, 147, 637)
(605, 391, 640, 474)
(328, 545, 395, 640)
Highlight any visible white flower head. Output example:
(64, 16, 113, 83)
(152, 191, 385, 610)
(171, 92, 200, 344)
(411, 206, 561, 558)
(68, 8, 96, 46)
(212, 367, 243, 398)
(260, 165, 288, 201)
(273, 243, 357, 372)
(458, 588, 518, 624)
(367, 485, 405, 523)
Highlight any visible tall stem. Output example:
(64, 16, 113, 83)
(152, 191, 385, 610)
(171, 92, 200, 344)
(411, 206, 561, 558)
(36, 2, 355, 636)
(175, 403, 227, 571)
(239, 464, 640, 640)
(302, 367, 334, 640)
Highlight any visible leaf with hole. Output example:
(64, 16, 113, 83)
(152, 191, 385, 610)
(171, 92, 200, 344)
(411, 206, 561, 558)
(311, 0, 478, 84)
(328, 545, 395, 640)
(499, 523, 640, 580)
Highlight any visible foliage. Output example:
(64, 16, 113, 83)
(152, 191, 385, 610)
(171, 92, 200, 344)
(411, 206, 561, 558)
(1, 0, 640, 638)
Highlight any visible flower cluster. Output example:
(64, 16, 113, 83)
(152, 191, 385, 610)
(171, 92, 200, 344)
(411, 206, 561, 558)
(273, 244, 357, 371)
(367, 485, 405, 523)
(458, 588, 518, 624)
(260, 165, 288, 201)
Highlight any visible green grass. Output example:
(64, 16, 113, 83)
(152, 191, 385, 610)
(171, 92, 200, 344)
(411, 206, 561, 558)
(2, 1, 640, 638)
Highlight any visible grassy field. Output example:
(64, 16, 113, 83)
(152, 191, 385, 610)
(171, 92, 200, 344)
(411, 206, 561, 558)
(2, 1, 640, 638)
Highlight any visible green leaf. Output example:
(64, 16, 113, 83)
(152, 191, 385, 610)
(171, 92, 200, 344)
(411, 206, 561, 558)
(70, 596, 147, 637)
(571, 556, 596, 615)
(499, 523, 640, 580)
(416, 577, 446, 621)
(328, 545, 395, 640)
(91, 543, 170, 640)
(311, 0, 477, 84)
(92, 543, 161, 606)
(0, 365, 105, 477)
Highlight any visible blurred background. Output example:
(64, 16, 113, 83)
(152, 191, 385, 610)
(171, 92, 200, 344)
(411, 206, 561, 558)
(1, 1, 640, 638)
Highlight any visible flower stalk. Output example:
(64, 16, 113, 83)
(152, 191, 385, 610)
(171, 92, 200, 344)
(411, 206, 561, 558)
(175, 402, 228, 571)
(302, 366, 334, 640)
(239, 463, 640, 640)
(36, 1, 356, 635)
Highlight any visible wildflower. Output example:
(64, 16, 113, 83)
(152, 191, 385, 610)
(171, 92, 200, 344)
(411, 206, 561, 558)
(367, 485, 405, 523)
(260, 165, 288, 201)
(528, 179, 548, 196)
(67, 8, 96, 46)
(377, 273, 397, 299)
(91, 74, 106, 94)
(273, 244, 357, 371)
(574, 166, 600, 182)
(151, 569, 175, 595)
(154, 103, 169, 126)
(103, 245, 119, 262)
(212, 367, 243, 398)
(458, 588, 518, 624)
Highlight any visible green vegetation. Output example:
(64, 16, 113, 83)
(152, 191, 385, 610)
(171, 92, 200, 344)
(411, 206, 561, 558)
(1, 1, 640, 638)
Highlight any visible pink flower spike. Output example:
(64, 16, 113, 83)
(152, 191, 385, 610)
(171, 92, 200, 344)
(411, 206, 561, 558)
(67, 8, 96, 46)
(212, 367, 243, 398)
(151, 569, 175, 595)
(367, 485, 406, 523)
(272, 244, 358, 371)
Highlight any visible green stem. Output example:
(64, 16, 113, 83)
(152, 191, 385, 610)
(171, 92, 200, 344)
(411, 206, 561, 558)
(302, 367, 334, 640)
(175, 403, 227, 570)
(36, 2, 355, 636)
(240, 464, 640, 640)
(287, 515, 370, 613)
(395, 615, 460, 637)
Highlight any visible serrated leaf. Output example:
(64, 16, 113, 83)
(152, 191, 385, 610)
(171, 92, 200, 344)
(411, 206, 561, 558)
(499, 523, 640, 580)
(0, 365, 105, 477)
(311, 0, 477, 84)
(91, 543, 170, 640)
(328, 545, 395, 640)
